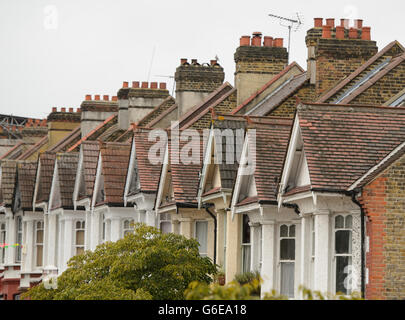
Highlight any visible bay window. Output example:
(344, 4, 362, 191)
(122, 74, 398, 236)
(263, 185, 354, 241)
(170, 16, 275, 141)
(159, 213, 172, 234)
(280, 224, 295, 298)
(35, 221, 44, 267)
(75, 221, 85, 255)
(241, 214, 251, 273)
(123, 219, 134, 237)
(15, 216, 22, 263)
(0, 223, 6, 264)
(195, 220, 208, 257)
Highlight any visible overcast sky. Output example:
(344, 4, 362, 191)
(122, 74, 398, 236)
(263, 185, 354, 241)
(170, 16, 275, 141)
(0, 0, 404, 119)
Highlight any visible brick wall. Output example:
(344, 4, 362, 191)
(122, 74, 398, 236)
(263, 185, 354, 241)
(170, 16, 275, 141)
(359, 153, 405, 300)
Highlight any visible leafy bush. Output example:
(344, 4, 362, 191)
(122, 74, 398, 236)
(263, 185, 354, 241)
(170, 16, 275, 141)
(22, 223, 217, 300)
(233, 271, 261, 295)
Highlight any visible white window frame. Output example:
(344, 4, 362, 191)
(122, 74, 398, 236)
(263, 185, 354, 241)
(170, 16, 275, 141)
(194, 220, 209, 257)
(0, 222, 6, 265)
(241, 214, 251, 274)
(15, 216, 23, 263)
(122, 219, 134, 237)
(278, 223, 296, 298)
(159, 213, 172, 234)
(34, 220, 44, 268)
(333, 214, 353, 295)
(74, 220, 85, 256)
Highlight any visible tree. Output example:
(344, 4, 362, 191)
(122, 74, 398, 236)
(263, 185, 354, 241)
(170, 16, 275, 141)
(23, 224, 217, 300)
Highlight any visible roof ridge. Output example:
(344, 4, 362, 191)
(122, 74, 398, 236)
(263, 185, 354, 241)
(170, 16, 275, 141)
(136, 95, 175, 126)
(17, 135, 49, 160)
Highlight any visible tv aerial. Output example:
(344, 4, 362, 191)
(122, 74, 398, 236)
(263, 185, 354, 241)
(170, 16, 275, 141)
(268, 12, 304, 63)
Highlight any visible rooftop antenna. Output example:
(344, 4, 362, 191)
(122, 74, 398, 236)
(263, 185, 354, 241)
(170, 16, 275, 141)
(268, 12, 303, 63)
(154, 75, 175, 96)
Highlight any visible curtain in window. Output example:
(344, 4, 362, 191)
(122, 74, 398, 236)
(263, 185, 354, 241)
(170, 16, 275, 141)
(195, 221, 208, 257)
(281, 262, 295, 298)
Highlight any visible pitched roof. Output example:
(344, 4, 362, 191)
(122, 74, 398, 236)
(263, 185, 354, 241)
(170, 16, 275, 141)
(240, 119, 293, 204)
(67, 114, 117, 152)
(177, 82, 234, 130)
(52, 153, 79, 209)
(79, 141, 100, 200)
(99, 142, 131, 205)
(297, 103, 405, 191)
(0, 141, 26, 160)
(244, 73, 308, 116)
(0, 160, 17, 207)
(145, 103, 178, 129)
(131, 128, 162, 194)
(35, 152, 56, 204)
(231, 61, 304, 115)
(317, 41, 405, 103)
(18, 161, 38, 210)
(18, 135, 49, 160)
(137, 96, 176, 127)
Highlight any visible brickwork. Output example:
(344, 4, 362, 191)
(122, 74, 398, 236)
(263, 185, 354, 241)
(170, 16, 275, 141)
(359, 153, 405, 300)
(175, 64, 224, 93)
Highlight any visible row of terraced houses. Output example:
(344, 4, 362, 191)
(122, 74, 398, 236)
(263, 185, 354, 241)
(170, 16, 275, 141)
(0, 17, 404, 300)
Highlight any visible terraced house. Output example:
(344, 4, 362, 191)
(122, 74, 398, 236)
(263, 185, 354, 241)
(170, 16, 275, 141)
(0, 17, 404, 300)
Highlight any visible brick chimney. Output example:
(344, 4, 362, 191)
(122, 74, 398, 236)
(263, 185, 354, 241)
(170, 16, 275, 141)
(306, 18, 378, 97)
(234, 32, 288, 105)
(117, 81, 169, 130)
(47, 107, 81, 147)
(175, 58, 225, 117)
(80, 95, 118, 137)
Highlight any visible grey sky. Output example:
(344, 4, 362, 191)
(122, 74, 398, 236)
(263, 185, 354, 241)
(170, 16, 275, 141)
(0, 0, 404, 119)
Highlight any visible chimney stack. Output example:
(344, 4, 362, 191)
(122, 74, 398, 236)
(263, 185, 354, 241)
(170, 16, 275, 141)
(234, 31, 288, 105)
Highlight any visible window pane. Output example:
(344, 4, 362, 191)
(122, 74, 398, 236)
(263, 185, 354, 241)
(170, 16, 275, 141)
(36, 245, 43, 267)
(280, 239, 295, 260)
(242, 244, 251, 273)
(76, 247, 84, 256)
(124, 220, 129, 229)
(280, 262, 295, 298)
(289, 225, 296, 237)
(335, 230, 352, 254)
(336, 256, 352, 294)
(280, 225, 288, 237)
(242, 215, 250, 244)
(36, 230, 43, 244)
(345, 215, 353, 229)
(76, 221, 81, 229)
(76, 230, 85, 246)
(196, 221, 208, 255)
(335, 216, 344, 229)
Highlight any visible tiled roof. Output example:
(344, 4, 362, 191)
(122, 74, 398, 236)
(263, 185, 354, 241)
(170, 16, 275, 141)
(0, 160, 17, 207)
(18, 161, 38, 210)
(166, 130, 205, 205)
(137, 96, 176, 127)
(53, 153, 79, 209)
(132, 128, 162, 194)
(245, 73, 308, 116)
(235, 196, 259, 207)
(297, 103, 405, 191)
(99, 142, 131, 205)
(18, 135, 49, 160)
(48, 126, 81, 153)
(0, 141, 28, 160)
(177, 82, 234, 130)
(231, 62, 304, 115)
(35, 152, 56, 204)
(248, 119, 293, 203)
(145, 103, 178, 129)
(317, 41, 405, 103)
(79, 141, 100, 199)
(67, 114, 117, 152)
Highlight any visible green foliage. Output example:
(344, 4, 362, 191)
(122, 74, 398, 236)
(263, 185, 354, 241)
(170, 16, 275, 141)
(233, 271, 261, 295)
(22, 223, 217, 300)
(299, 285, 363, 300)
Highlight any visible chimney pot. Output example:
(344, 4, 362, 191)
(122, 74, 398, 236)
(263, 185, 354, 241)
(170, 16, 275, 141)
(123, 81, 129, 88)
(132, 81, 140, 88)
(28, 119, 33, 124)
(349, 27, 358, 39)
(159, 83, 167, 90)
(94, 95, 100, 100)
(112, 96, 118, 101)
(61, 107, 66, 112)
(263, 36, 273, 47)
(69, 107, 74, 112)
(180, 58, 188, 65)
(76, 108, 81, 113)
(322, 25, 332, 39)
(85, 94, 92, 101)
(274, 38, 283, 47)
(210, 59, 217, 66)
(326, 18, 335, 28)
(150, 82, 158, 89)
(335, 26, 345, 39)
(52, 107, 57, 112)
(12, 125, 16, 131)
(141, 82, 148, 89)
(361, 26, 371, 40)
(251, 32, 262, 46)
(191, 59, 198, 65)
(103, 95, 109, 101)
(240, 36, 251, 46)
(340, 18, 349, 28)
(355, 19, 363, 29)
(314, 18, 323, 28)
